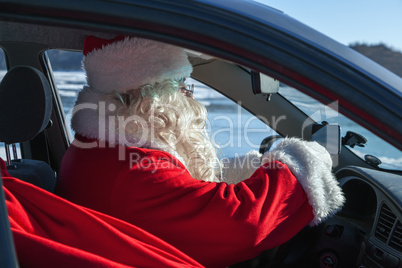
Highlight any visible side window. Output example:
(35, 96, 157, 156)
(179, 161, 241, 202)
(0, 48, 5, 75)
(45, 49, 276, 157)
(0, 48, 5, 84)
(0, 48, 6, 160)
(46, 49, 84, 139)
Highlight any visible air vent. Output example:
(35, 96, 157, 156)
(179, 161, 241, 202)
(375, 203, 396, 243)
(390, 220, 402, 252)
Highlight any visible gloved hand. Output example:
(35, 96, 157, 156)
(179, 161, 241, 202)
(261, 137, 345, 226)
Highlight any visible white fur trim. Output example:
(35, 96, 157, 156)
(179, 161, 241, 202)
(262, 137, 345, 226)
(83, 37, 193, 94)
(71, 87, 188, 167)
(221, 150, 262, 184)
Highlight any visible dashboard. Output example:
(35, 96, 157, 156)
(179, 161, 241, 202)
(264, 166, 402, 268)
(333, 166, 402, 268)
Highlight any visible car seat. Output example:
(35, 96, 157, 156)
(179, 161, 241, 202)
(0, 65, 56, 192)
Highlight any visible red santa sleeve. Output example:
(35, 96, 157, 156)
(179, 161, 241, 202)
(109, 138, 344, 267)
(110, 157, 314, 267)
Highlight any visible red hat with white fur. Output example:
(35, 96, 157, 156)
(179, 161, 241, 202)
(82, 35, 193, 94)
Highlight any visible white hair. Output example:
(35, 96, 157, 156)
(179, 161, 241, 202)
(115, 79, 222, 182)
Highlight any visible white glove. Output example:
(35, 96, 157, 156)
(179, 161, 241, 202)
(220, 150, 262, 184)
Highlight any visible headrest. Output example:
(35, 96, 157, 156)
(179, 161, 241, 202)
(0, 66, 52, 144)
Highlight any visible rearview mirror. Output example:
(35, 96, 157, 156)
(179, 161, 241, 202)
(312, 123, 341, 155)
(251, 71, 279, 95)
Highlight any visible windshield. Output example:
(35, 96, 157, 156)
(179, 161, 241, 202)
(279, 86, 402, 170)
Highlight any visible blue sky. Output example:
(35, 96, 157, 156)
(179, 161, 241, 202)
(254, 0, 402, 51)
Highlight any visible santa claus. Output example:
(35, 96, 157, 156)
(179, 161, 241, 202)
(56, 35, 345, 267)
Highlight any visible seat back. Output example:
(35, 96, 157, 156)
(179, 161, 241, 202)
(0, 66, 56, 192)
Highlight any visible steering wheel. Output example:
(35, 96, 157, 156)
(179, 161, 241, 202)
(259, 135, 283, 154)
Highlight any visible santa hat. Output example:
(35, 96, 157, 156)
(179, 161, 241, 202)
(82, 35, 193, 94)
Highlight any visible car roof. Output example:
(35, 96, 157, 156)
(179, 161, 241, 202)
(206, 0, 402, 94)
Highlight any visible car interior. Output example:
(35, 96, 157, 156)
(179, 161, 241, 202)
(0, 4, 401, 268)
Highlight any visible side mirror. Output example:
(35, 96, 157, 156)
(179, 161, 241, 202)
(312, 123, 341, 155)
(251, 71, 279, 95)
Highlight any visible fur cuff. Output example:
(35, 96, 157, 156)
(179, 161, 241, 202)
(221, 150, 262, 184)
(262, 138, 345, 226)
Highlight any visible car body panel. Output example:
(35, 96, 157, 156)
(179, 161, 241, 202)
(1, 0, 401, 150)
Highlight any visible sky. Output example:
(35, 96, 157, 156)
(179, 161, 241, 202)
(253, 0, 402, 52)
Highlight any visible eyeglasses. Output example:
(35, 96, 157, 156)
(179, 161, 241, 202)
(178, 78, 194, 98)
(179, 83, 194, 98)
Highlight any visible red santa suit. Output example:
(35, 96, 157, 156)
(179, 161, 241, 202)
(1, 158, 202, 268)
(56, 35, 345, 267)
(56, 137, 343, 267)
